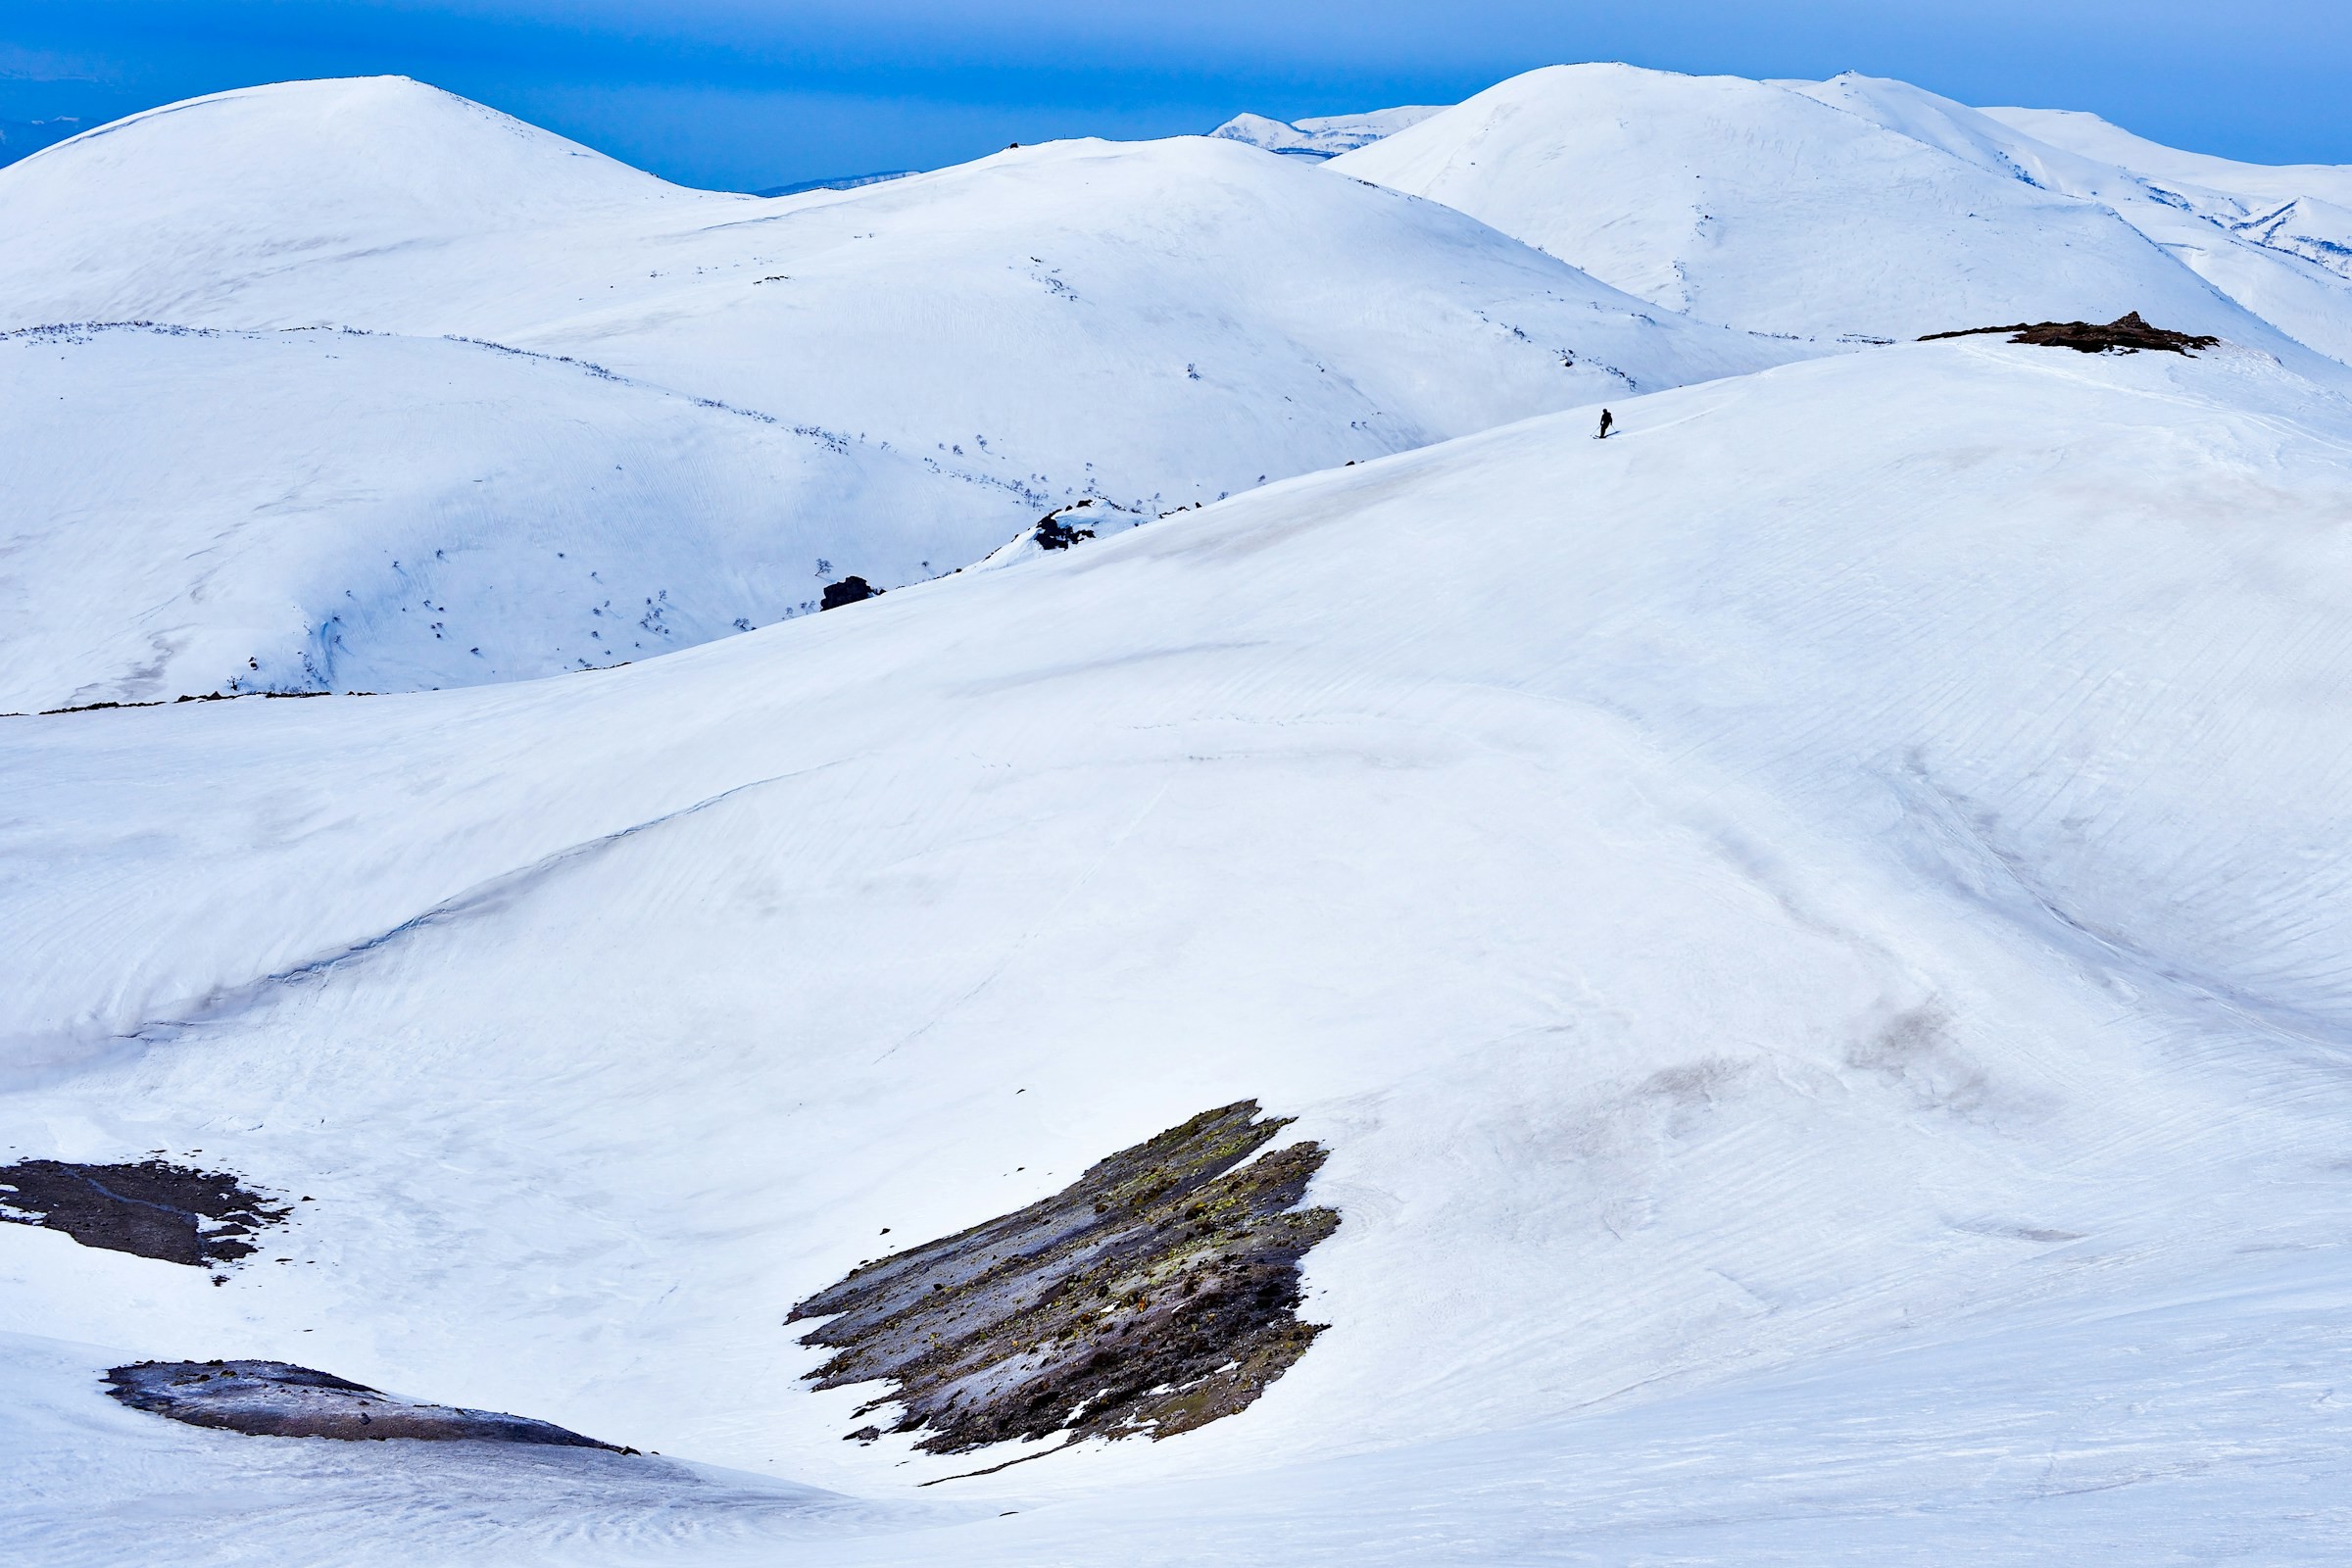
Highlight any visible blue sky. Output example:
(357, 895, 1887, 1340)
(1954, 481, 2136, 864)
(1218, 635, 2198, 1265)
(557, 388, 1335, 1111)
(5, 1, 2349, 189)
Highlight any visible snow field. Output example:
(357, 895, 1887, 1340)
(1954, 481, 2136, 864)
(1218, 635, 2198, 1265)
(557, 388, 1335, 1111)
(1786, 73, 2352, 367)
(0, 75, 1800, 702)
(8, 340, 2352, 1559)
(1333, 63, 2338, 365)
(0, 322, 1034, 710)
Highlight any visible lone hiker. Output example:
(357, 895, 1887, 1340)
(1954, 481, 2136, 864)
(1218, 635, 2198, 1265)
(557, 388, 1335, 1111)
(1596, 408, 1615, 440)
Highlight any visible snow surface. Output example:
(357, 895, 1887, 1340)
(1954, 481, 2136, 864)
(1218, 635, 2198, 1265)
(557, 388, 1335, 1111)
(11, 333, 2352, 1560)
(1788, 74, 2352, 367)
(1986, 104, 2352, 216)
(0, 76, 1794, 702)
(0, 322, 1035, 710)
(1332, 64, 2331, 358)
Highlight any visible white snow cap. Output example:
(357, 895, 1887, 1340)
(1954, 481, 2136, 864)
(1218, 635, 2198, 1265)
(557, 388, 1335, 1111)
(1334, 63, 2332, 354)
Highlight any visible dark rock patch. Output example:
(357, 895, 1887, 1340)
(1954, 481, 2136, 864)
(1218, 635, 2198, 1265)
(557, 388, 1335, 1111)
(789, 1100, 1338, 1456)
(820, 575, 881, 610)
(1920, 311, 2221, 355)
(0, 1159, 287, 1267)
(105, 1360, 633, 1450)
(1032, 508, 1098, 551)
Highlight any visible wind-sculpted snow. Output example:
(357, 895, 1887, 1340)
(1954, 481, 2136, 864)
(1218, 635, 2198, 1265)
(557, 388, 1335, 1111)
(1333, 64, 2325, 358)
(8, 340, 2352, 1561)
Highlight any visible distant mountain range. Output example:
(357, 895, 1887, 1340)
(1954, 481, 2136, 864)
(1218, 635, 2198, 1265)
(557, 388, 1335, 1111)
(1208, 105, 1446, 158)
(0, 116, 82, 167)
(750, 169, 917, 198)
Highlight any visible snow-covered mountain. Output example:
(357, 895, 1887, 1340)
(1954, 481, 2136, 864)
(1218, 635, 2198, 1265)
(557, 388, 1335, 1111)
(0, 76, 1795, 705)
(1785, 73, 2352, 365)
(1988, 101, 2352, 220)
(14, 58, 2352, 1566)
(12, 332, 2352, 1560)
(1331, 64, 2329, 356)
(1208, 105, 1446, 158)
(0, 321, 1036, 710)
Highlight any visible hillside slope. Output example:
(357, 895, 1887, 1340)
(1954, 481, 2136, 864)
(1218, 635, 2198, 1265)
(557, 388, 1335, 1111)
(0, 79, 1785, 475)
(7, 336, 2352, 1559)
(1331, 64, 2318, 354)
(0, 76, 1798, 701)
(0, 322, 1035, 710)
(1986, 103, 2352, 217)
(1787, 74, 2352, 365)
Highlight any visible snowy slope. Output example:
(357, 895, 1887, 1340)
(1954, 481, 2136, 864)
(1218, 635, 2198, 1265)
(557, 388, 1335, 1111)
(1987, 104, 2352, 217)
(1787, 74, 2352, 365)
(0, 76, 683, 288)
(1331, 64, 2318, 353)
(0, 322, 1035, 710)
(9, 334, 2352, 1559)
(1989, 103, 2352, 348)
(0, 77, 1798, 702)
(0, 79, 1787, 469)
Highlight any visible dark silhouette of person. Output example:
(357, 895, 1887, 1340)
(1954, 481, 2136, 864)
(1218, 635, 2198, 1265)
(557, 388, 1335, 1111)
(1596, 408, 1615, 440)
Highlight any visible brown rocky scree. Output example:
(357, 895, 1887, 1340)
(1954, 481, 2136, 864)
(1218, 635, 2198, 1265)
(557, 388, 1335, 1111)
(1919, 311, 2221, 355)
(0, 1159, 287, 1267)
(789, 1100, 1339, 1455)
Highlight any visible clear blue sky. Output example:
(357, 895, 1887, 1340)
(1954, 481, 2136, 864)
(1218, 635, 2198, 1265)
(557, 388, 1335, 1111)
(6, 1, 2349, 190)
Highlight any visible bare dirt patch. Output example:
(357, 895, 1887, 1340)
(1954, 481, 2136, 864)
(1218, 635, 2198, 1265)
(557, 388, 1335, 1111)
(0, 1159, 287, 1268)
(789, 1100, 1338, 1456)
(1920, 311, 2221, 355)
(106, 1360, 633, 1450)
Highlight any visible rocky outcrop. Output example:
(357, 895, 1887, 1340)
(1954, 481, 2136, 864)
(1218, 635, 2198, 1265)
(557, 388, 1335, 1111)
(790, 1101, 1338, 1455)
(105, 1360, 632, 1450)
(0, 1160, 287, 1268)
(1920, 311, 2221, 354)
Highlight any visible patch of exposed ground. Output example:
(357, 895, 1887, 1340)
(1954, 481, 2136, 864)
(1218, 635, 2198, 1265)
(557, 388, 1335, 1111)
(819, 575, 881, 609)
(0, 1159, 287, 1267)
(789, 1101, 1338, 1456)
(1032, 503, 1100, 551)
(1920, 311, 2221, 355)
(106, 1360, 633, 1450)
